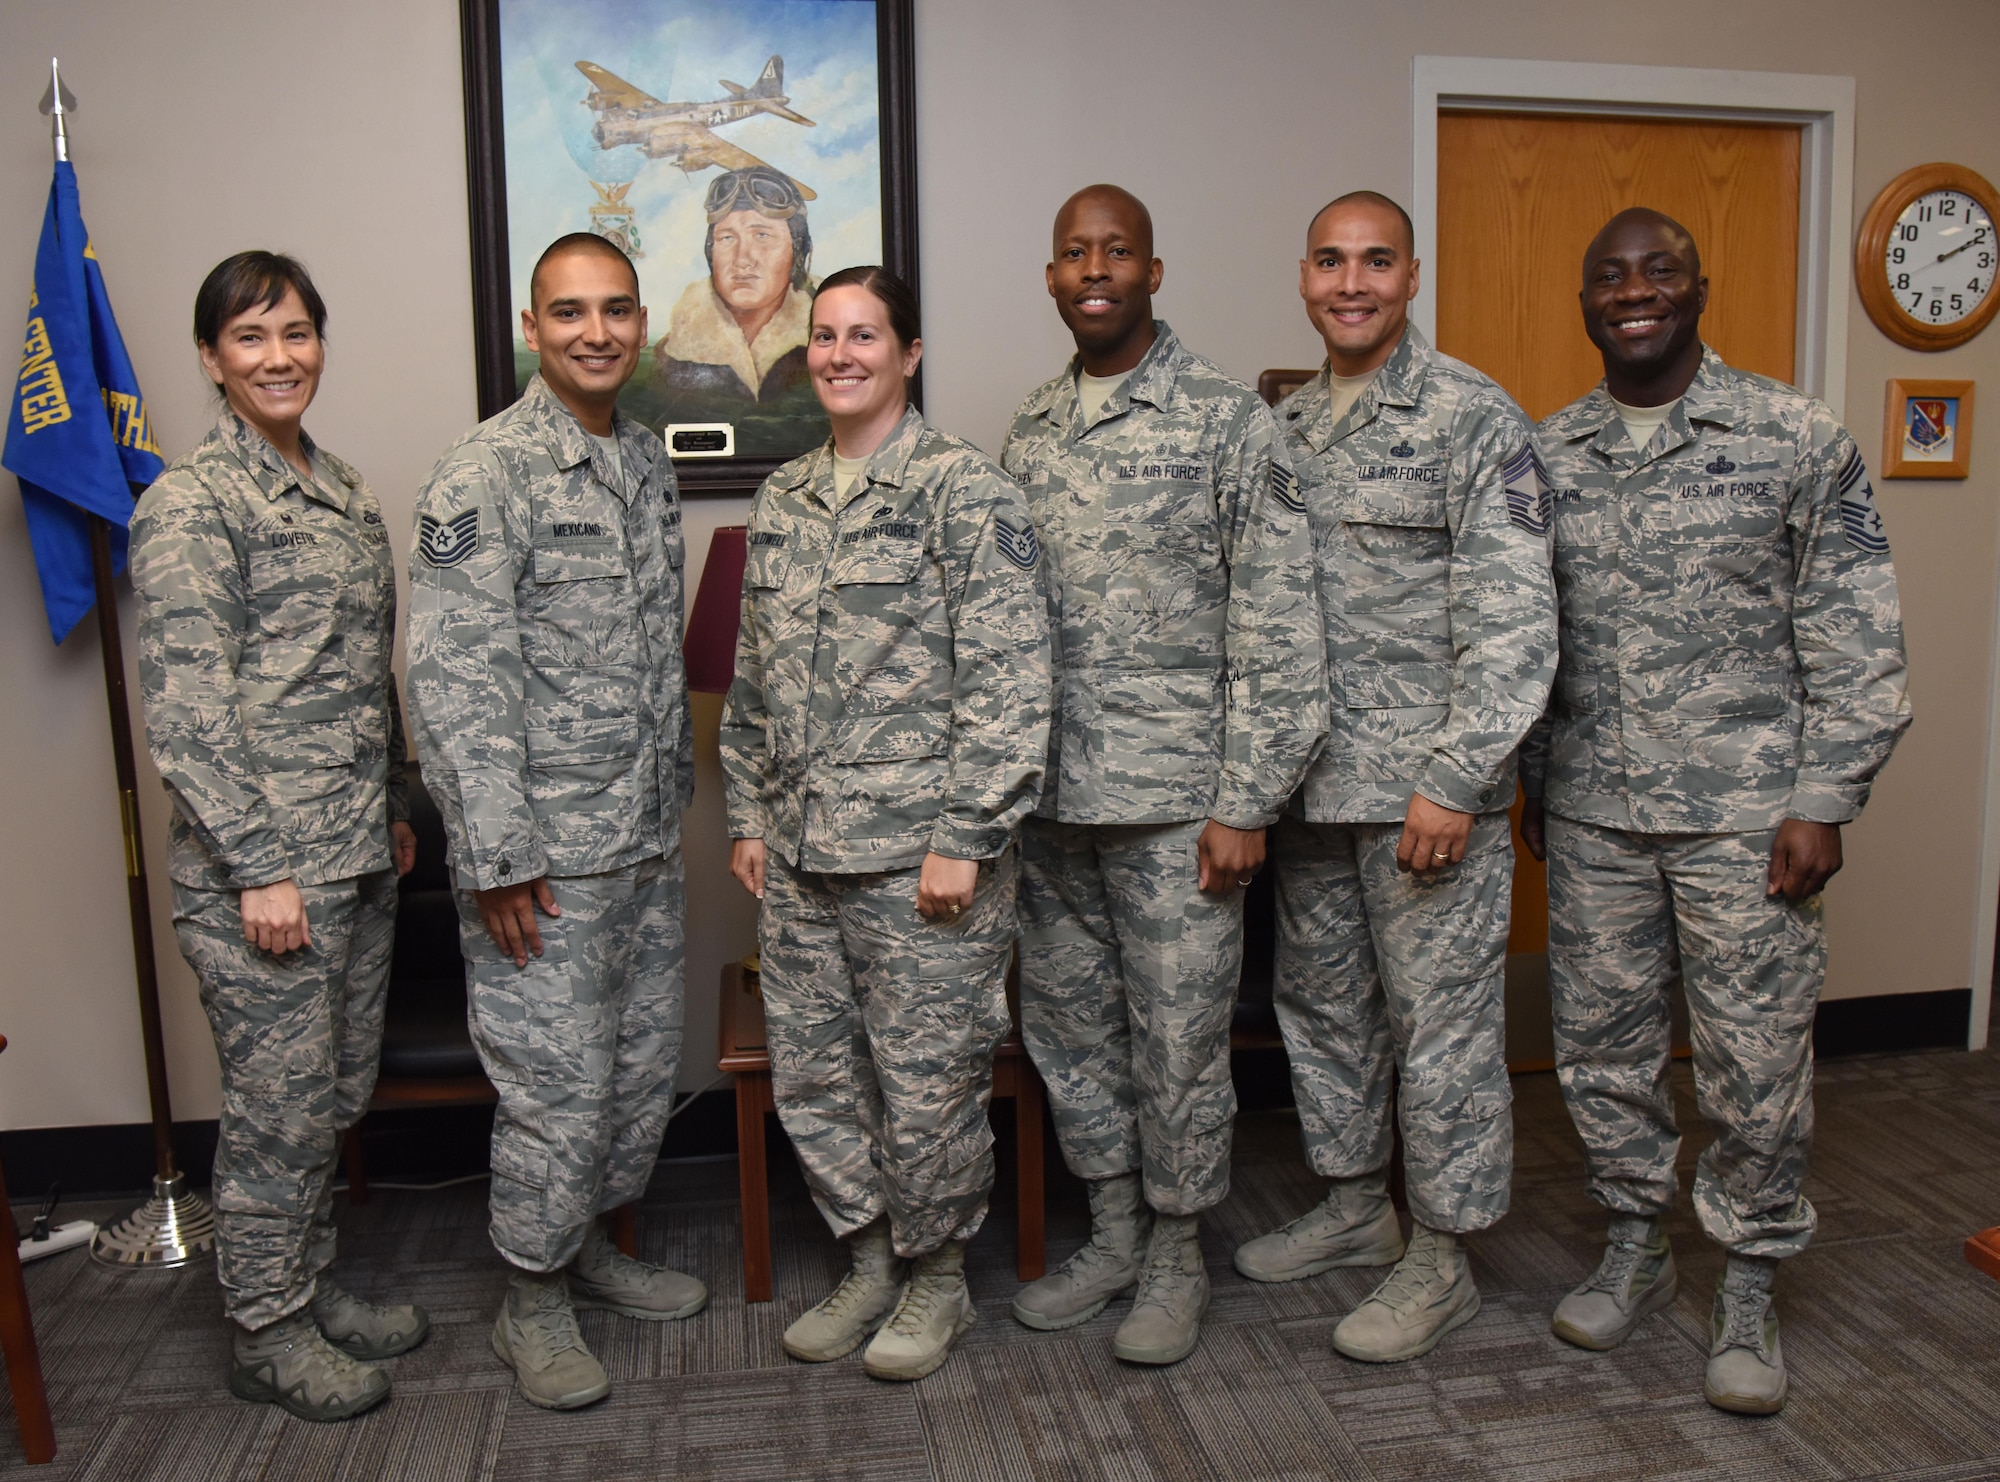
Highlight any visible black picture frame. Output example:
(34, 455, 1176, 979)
(458, 0, 920, 496)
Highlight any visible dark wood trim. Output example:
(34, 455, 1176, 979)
(459, 0, 513, 422)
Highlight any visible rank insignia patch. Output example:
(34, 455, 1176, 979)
(1502, 444, 1552, 534)
(1837, 449, 1890, 555)
(1270, 461, 1306, 514)
(994, 517, 1040, 571)
(419, 509, 481, 568)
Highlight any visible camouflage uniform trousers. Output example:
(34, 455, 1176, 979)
(1545, 813, 1824, 1259)
(758, 850, 1016, 1258)
(454, 850, 686, 1272)
(172, 871, 396, 1328)
(1271, 812, 1515, 1233)
(1017, 817, 1243, 1217)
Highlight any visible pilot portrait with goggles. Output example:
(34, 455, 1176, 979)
(653, 166, 823, 447)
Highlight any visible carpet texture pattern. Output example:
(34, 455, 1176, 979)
(3, 1046, 1999, 1480)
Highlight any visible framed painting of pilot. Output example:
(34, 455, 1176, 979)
(461, 0, 918, 493)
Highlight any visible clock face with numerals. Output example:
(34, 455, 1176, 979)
(1884, 191, 1994, 328)
(1857, 164, 2000, 351)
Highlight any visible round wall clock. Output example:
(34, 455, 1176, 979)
(1855, 162, 2000, 351)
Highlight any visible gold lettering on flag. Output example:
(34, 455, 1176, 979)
(17, 316, 71, 434)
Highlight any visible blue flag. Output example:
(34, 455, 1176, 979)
(2, 161, 163, 643)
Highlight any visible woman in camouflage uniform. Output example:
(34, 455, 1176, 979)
(722, 266, 1051, 1382)
(130, 253, 427, 1422)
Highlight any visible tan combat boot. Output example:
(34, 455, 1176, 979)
(1704, 1254, 1787, 1415)
(1233, 1173, 1405, 1283)
(1332, 1222, 1480, 1362)
(863, 1240, 975, 1381)
(1012, 1172, 1152, 1330)
(1112, 1213, 1209, 1365)
(230, 1310, 390, 1422)
(491, 1267, 611, 1410)
(568, 1218, 708, 1321)
(1551, 1213, 1677, 1351)
(784, 1219, 909, 1362)
(311, 1280, 431, 1360)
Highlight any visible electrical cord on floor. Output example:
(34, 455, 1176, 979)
(332, 1074, 734, 1194)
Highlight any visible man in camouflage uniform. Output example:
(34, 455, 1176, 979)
(1232, 192, 1556, 1364)
(1002, 185, 1327, 1366)
(1520, 209, 1911, 1415)
(407, 234, 704, 1411)
(721, 382, 1050, 1380)
(133, 252, 427, 1423)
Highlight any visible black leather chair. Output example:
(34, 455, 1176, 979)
(342, 768, 494, 1203)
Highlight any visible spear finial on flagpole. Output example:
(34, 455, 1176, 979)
(37, 58, 74, 164)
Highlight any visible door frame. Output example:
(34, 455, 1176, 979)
(1411, 56, 1855, 418)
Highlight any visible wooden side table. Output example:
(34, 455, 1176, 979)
(719, 961, 1046, 1303)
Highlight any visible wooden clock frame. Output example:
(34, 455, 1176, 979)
(1855, 161, 2000, 352)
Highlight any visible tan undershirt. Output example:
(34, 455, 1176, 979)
(1327, 368, 1380, 428)
(1077, 369, 1131, 424)
(592, 432, 623, 484)
(833, 451, 869, 502)
(1609, 395, 1679, 457)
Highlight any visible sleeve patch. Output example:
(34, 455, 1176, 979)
(418, 509, 481, 568)
(1837, 451, 1890, 555)
(994, 516, 1040, 571)
(1502, 443, 1552, 534)
(1269, 461, 1306, 514)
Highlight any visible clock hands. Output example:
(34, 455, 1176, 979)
(1934, 238, 1979, 266)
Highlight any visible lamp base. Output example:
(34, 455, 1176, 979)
(91, 1172, 215, 1268)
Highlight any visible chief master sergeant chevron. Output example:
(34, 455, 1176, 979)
(1232, 191, 1556, 1367)
(1519, 208, 1910, 1417)
(1001, 184, 1328, 1366)
(406, 233, 705, 1413)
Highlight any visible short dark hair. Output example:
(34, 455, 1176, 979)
(703, 167, 813, 291)
(531, 232, 640, 307)
(813, 266, 921, 350)
(1310, 190, 1416, 256)
(193, 251, 326, 348)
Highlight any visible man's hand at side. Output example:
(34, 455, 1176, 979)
(476, 877, 561, 968)
(1397, 792, 1474, 874)
(1768, 819, 1841, 902)
(1197, 821, 1266, 895)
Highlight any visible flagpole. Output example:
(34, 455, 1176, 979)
(32, 59, 214, 1267)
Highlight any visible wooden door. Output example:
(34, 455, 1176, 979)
(1435, 110, 1802, 1064)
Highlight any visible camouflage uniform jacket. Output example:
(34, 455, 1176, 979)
(1001, 322, 1327, 828)
(720, 406, 1052, 871)
(406, 375, 691, 890)
(131, 411, 408, 891)
(1276, 326, 1555, 824)
(1521, 348, 1911, 833)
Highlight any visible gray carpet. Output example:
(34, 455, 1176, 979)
(6, 1046, 2000, 1480)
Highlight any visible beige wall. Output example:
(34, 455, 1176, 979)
(0, 0, 1992, 1130)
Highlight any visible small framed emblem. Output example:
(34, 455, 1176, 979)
(1883, 377, 1975, 479)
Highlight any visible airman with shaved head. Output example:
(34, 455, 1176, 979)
(1232, 189, 1557, 1366)
(1001, 184, 1327, 1366)
(1520, 207, 1910, 1414)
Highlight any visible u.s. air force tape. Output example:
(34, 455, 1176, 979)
(1502, 444, 1552, 534)
(994, 517, 1039, 570)
(418, 509, 480, 568)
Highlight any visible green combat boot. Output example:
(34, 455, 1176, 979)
(1332, 1222, 1480, 1362)
(1551, 1214, 1677, 1351)
(491, 1268, 611, 1410)
(1112, 1214, 1209, 1365)
(1233, 1173, 1405, 1283)
(863, 1240, 975, 1381)
(230, 1310, 389, 1422)
(1704, 1254, 1787, 1415)
(311, 1280, 431, 1360)
(784, 1219, 909, 1362)
(1012, 1172, 1152, 1330)
(568, 1219, 709, 1321)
